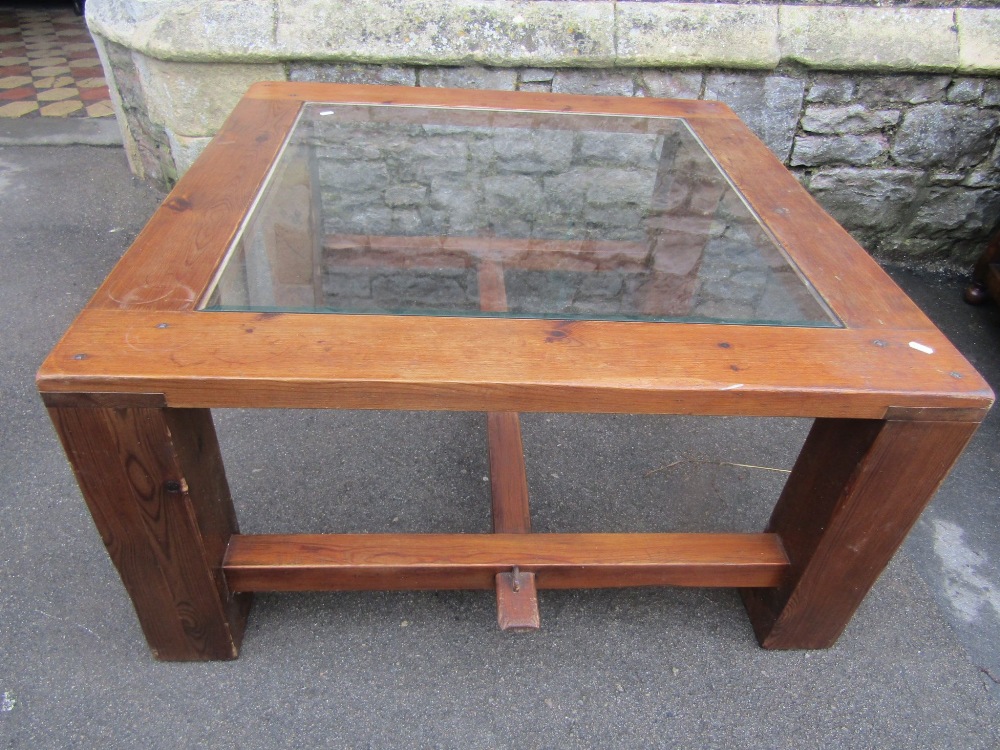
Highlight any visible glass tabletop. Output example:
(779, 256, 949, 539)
(201, 102, 839, 328)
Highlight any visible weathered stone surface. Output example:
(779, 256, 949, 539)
(383, 184, 428, 207)
(519, 69, 553, 84)
(420, 66, 516, 90)
(856, 75, 950, 105)
(801, 104, 900, 135)
(551, 70, 636, 97)
(905, 188, 1000, 238)
(290, 64, 416, 86)
(957, 8, 1000, 73)
(275, 0, 615, 66)
(983, 80, 1000, 107)
(482, 174, 543, 222)
(790, 135, 888, 167)
(617, 3, 779, 69)
(576, 132, 661, 169)
(704, 74, 805, 161)
(166, 131, 211, 175)
(808, 168, 922, 230)
(474, 129, 575, 174)
(892, 104, 1000, 168)
(429, 177, 481, 232)
(947, 78, 986, 104)
(806, 76, 855, 105)
(877, 237, 957, 261)
(88, 0, 278, 62)
(930, 172, 967, 186)
(640, 70, 703, 100)
(98, 37, 175, 188)
(962, 140, 1000, 187)
(135, 57, 285, 135)
(518, 82, 550, 94)
(779, 7, 958, 72)
(319, 159, 390, 194)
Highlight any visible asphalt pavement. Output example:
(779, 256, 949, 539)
(1, 139, 998, 749)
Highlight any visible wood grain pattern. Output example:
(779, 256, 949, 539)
(90, 96, 301, 312)
(496, 570, 541, 631)
(488, 412, 531, 534)
(48, 406, 249, 660)
(38, 309, 993, 417)
(487, 411, 539, 628)
(741, 417, 979, 649)
(41, 391, 167, 408)
(245, 81, 739, 121)
(223, 532, 790, 591)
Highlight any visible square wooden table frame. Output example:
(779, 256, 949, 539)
(38, 83, 993, 660)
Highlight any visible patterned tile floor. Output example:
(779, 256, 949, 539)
(0, 5, 113, 118)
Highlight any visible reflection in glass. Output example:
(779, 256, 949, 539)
(202, 103, 838, 327)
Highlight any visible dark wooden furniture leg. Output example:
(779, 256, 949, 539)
(742, 416, 979, 649)
(47, 404, 251, 660)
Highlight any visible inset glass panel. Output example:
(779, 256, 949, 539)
(202, 103, 839, 327)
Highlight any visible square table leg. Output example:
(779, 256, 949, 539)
(47, 403, 250, 660)
(742, 416, 979, 649)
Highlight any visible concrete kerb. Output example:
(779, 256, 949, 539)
(0, 117, 123, 147)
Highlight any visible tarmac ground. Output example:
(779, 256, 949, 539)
(1, 142, 998, 749)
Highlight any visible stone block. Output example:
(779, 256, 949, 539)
(87, 0, 278, 62)
(482, 174, 544, 220)
(905, 188, 1000, 239)
(401, 137, 472, 180)
(704, 74, 804, 162)
(429, 176, 482, 231)
(947, 78, 986, 104)
(930, 172, 967, 187)
(957, 9, 1000, 73)
(808, 168, 922, 230)
(319, 159, 390, 194)
(962, 140, 1000, 188)
(584, 168, 652, 207)
(983, 80, 1000, 107)
(779, 7, 958, 72)
(616, 3, 778, 69)
(790, 135, 888, 168)
(519, 69, 554, 84)
(420, 66, 516, 90)
(384, 185, 429, 207)
(806, 76, 855, 105)
(135, 56, 285, 136)
(640, 71, 703, 100)
(892, 104, 1000, 169)
(275, 0, 616, 67)
(576, 132, 661, 169)
(856, 75, 951, 105)
(801, 105, 900, 135)
(290, 64, 416, 86)
(166, 131, 211, 176)
(552, 70, 636, 97)
(472, 129, 576, 175)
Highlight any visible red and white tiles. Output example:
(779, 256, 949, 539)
(0, 5, 113, 118)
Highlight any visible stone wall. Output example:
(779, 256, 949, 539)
(86, 0, 1000, 267)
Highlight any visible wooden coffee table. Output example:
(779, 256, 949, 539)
(38, 83, 992, 661)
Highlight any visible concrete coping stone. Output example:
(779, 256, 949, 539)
(85, 0, 1000, 74)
